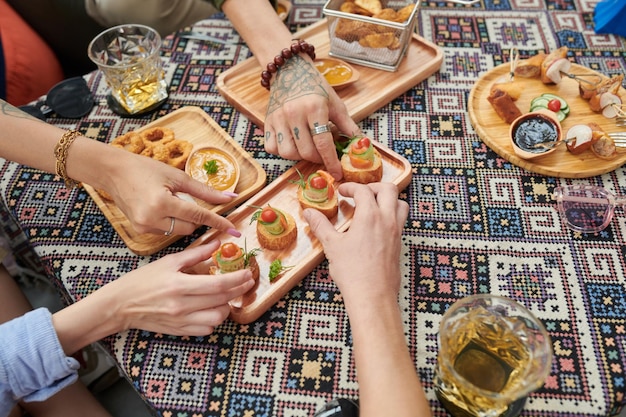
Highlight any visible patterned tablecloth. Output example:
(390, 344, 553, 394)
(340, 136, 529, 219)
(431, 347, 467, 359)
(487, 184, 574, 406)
(1, 0, 625, 416)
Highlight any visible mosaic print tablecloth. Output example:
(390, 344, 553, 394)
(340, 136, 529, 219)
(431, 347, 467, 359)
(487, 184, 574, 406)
(1, 0, 625, 416)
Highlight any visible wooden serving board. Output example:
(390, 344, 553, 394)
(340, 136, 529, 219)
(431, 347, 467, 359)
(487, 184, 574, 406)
(83, 106, 267, 255)
(216, 18, 443, 128)
(186, 141, 412, 324)
(468, 63, 626, 178)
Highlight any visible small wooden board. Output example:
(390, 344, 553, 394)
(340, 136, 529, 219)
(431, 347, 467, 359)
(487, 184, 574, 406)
(186, 141, 412, 324)
(83, 106, 267, 255)
(216, 18, 443, 128)
(468, 63, 626, 178)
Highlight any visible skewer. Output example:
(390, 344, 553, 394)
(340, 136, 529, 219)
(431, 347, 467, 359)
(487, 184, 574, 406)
(509, 48, 519, 81)
(560, 71, 603, 87)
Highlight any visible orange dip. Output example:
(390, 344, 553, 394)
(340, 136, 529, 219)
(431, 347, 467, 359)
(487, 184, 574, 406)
(315, 59, 353, 85)
(187, 148, 238, 191)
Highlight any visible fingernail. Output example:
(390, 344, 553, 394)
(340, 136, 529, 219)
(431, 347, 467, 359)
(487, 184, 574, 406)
(227, 228, 241, 237)
(222, 191, 238, 198)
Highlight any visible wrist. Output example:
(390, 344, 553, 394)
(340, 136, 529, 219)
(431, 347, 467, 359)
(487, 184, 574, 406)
(260, 39, 316, 89)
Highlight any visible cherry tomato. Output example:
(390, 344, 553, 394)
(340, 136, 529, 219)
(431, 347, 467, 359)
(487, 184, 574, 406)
(220, 243, 239, 258)
(547, 99, 561, 112)
(309, 175, 327, 190)
(351, 137, 371, 153)
(260, 207, 277, 223)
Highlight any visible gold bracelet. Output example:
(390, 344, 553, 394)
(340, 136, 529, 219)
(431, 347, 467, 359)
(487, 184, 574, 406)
(54, 130, 81, 189)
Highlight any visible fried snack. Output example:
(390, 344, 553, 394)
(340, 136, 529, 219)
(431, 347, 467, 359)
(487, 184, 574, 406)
(141, 126, 175, 145)
(394, 4, 415, 22)
(358, 32, 398, 48)
(354, 0, 382, 15)
(111, 132, 146, 154)
(513, 52, 546, 78)
(335, 19, 379, 42)
(540, 46, 568, 84)
(490, 80, 523, 101)
(340, 1, 373, 15)
(373, 8, 398, 21)
(487, 88, 522, 124)
(149, 140, 193, 170)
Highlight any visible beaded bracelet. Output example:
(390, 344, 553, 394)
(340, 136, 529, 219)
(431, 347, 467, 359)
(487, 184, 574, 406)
(54, 129, 81, 189)
(260, 39, 316, 89)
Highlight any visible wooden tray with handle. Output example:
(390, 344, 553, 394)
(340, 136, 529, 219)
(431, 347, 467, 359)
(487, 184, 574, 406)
(468, 63, 626, 178)
(83, 106, 267, 255)
(217, 18, 443, 128)
(185, 141, 412, 324)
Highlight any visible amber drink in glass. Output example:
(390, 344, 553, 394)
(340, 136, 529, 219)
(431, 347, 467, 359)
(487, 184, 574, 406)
(88, 24, 168, 114)
(434, 294, 553, 417)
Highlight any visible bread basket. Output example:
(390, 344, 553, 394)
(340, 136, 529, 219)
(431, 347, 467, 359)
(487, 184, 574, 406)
(322, 0, 419, 71)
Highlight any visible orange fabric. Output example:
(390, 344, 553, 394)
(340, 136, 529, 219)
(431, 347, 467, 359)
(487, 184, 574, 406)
(0, 0, 64, 106)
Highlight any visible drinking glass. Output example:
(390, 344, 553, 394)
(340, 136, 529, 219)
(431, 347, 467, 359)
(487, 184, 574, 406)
(88, 24, 168, 115)
(434, 294, 553, 417)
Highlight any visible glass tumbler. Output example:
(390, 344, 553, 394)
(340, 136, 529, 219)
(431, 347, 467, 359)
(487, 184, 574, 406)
(88, 24, 168, 115)
(434, 294, 553, 417)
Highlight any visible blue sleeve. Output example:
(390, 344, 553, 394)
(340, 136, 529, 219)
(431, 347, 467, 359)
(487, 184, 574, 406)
(0, 308, 80, 414)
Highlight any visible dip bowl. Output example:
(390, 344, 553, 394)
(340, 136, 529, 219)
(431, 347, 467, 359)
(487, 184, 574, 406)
(185, 146, 240, 193)
(509, 109, 562, 160)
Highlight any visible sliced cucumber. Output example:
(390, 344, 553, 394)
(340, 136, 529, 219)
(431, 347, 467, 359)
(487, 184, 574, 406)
(530, 97, 550, 108)
(555, 110, 567, 121)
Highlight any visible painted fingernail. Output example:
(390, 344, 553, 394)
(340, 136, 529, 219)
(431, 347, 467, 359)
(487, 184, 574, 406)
(227, 228, 241, 237)
(222, 191, 239, 198)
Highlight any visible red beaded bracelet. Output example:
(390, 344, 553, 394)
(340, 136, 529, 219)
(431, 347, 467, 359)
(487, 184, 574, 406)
(260, 39, 316, 89)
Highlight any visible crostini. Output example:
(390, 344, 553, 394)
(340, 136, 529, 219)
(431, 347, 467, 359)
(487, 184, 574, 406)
(294, 169, 338, 219)
(210, 242, 260, 281)
(252, 205, 298, 250)
(340, 136, 383, 184)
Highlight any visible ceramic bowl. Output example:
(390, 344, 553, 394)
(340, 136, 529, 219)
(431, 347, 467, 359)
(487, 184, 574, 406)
(314, 57, 360, 90)
(185, 146, 240, 192)
(509, 109, 562, 160)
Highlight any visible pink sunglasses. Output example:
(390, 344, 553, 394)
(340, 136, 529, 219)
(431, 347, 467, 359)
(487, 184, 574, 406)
(553, 185, 626, 233)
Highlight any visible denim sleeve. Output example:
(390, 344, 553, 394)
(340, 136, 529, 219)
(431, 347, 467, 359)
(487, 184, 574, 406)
(0, 308, 80, 414)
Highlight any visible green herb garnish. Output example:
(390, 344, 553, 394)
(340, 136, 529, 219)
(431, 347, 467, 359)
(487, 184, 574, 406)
(203, 159, 219, 175)
(268, 259, 293, 282)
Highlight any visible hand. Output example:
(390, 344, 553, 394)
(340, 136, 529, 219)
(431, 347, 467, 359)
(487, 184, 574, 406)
(103, 150, 241, 236)
(106, 240, 255, 336)
(263, 55, 360, 180)
(303, 182, 409, 306)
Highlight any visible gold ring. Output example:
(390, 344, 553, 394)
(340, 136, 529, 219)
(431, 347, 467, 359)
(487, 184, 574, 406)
(310, 123, 332, 136)
(164, 217, 175, 236)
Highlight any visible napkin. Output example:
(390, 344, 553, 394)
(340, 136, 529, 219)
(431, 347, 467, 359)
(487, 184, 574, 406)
(594, 0, 626, 38)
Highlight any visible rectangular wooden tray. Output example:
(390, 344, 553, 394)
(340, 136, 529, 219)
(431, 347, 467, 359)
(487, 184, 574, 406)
(186, 141, 412, 324)
(83, 106, 267, 255)
(217, 18, 443, 127)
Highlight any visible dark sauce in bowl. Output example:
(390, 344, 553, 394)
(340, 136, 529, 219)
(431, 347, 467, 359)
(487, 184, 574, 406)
(513, 115, 559, 154)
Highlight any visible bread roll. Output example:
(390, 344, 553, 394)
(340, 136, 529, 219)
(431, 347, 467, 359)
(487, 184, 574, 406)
(297, 186, 338, 218)
(256, 209, 298, 250)
(341, 148, 383, 184)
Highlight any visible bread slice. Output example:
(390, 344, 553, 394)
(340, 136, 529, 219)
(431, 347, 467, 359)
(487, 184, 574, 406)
(341, 148, 383, 184)
(256, 210, 298, 250)
(297, 186, 338, 218)
(210, 255, 259, 281)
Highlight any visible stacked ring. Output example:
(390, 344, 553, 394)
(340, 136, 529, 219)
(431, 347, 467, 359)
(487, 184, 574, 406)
(310, 123, 332, 136)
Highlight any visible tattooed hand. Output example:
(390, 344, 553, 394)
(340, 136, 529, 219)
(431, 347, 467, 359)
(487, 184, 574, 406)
(263, 54, 360, 180)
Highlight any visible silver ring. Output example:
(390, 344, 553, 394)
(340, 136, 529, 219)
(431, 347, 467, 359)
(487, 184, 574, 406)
(164, 217, 175, 236)
(310, 123, 332, 136)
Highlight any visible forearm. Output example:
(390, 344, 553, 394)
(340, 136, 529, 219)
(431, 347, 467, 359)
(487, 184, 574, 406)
(222, 0, 294, 65)
(51, 284, 126, 355)
(0, 99, 135, 191)
(346, 295, 432, 417)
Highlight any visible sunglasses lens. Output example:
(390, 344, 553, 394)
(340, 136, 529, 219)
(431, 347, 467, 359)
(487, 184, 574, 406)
(46, 77, 94, 119)
(314, 398, 359, 417)
(559, 188, 612, 232)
